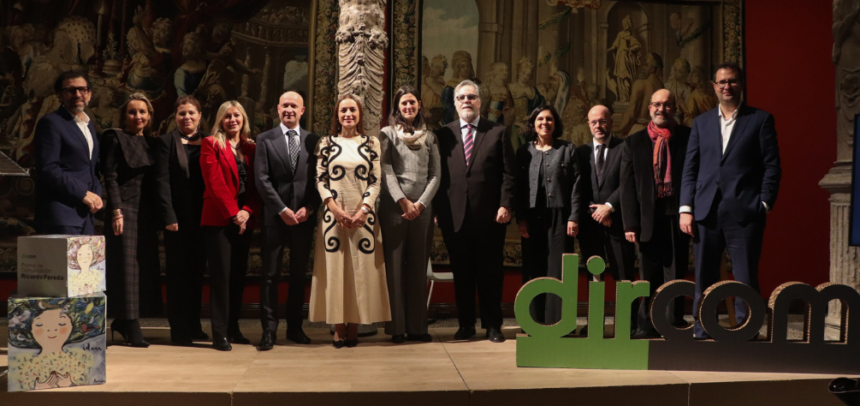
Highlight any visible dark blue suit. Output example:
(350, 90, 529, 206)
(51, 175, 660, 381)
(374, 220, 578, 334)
(34, 107, 101, 234)
(680, 104, 781, 337)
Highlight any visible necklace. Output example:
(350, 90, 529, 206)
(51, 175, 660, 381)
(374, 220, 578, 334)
(229, 139, 242, 150)
(180, 132, 200, 142)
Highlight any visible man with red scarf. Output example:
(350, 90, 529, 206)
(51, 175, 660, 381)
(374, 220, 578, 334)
(620, 89, 691, 339)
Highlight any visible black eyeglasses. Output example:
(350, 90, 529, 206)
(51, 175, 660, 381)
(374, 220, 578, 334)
(715, 79, 739, 89)
(61, 87, 91, 95)
(455, 94, 479, 102)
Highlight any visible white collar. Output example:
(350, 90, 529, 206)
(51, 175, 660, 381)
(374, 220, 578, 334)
(459, 116, 480, 129)
(279, 122, 301, 135)
(65, 107, 90, 124)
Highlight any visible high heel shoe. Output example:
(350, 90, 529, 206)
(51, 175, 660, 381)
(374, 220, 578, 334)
(332, 339, 345, 349)
(111, 319, 150, 348)
(345, 338, 358, 348)
(110, 319, 126, 343)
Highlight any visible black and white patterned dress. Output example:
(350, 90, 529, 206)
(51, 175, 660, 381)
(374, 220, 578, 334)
(309, 134, 391, 324)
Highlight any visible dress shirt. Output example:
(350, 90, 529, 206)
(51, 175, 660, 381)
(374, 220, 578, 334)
(68, 108, 93, 159)
(459, 116, 481, 145)
(679, 105, 769, 214)
(277, 122, 304, 215)
(593, 135, 614, 212)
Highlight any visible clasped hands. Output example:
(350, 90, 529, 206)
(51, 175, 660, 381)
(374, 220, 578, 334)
(329, 202, 370, 229)
(280, 207, 311, 226)
(589, 204, 612, 227)
(232, 209, 250, 234)
(398, 198, 425, 220)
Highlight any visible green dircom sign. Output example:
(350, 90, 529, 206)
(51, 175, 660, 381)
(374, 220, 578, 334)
(515, 254, 650, 369)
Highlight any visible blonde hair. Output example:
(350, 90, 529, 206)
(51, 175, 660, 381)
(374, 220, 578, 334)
(211, 100, 251, 149)
(119, 93, 156, 137)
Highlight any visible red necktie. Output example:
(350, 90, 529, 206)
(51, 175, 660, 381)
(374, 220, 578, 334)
(464, 124, 474, 166)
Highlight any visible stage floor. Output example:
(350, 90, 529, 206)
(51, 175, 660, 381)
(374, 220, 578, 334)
(0, 323, 855, 406)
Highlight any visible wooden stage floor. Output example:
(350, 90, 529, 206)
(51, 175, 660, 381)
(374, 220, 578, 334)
(0, 325, 855, 406)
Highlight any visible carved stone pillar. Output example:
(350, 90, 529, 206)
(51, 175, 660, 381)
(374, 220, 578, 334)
(257, 46, 272, 111)
(241, 49, 252, 98)
(336, 0, 388, 137)
(475, 0, 501, 79)
(820, 0, 860, 327)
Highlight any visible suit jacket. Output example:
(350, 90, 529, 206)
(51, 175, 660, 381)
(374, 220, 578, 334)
(620, 125, 691, 242)
(515, 139, 581, 222)
(200, 136, 260, 228)
(33, 107, 101, 228)
(153, 129, 210, 227)
(680, 104, 781, 224)
(254, 126, 321, 227)
(101, 129, 155, 209)
(575, 136, 625, 228)
(432, 117, 516, 232)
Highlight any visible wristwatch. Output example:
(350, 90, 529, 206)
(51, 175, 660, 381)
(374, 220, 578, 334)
(361, 206, 370, 214)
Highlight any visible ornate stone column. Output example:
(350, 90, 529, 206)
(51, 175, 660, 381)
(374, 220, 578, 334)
(819, 0, 860, 327)
(336, 0, 388, 137)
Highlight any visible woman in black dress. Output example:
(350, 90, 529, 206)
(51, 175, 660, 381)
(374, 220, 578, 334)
(515, 105, 581, 326)
(153, 96, 210, 345)
(103, 93, 161, 347)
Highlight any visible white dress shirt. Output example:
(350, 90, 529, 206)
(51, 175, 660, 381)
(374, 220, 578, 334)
(68, 108, 94, 160)
(459, 116, 481, 144)
(278, 123, 302, 214)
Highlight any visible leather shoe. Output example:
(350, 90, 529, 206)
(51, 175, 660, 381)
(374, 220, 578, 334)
(286, 330, 311, 345)
(191, 330, 210, 340)
(345, 338, 358, 348)
(406, 333, 433, 342)
(453, 327, 476, 340)
(258, 332, 276, 351)
(213, 338, 232, 351)
(332, 339, 345, 349)
(228, 331, 251, 345)
(631, 329, 661, 339)
(170, 337, 194, 346)
(391, 334, 406, 344)
(486, 328, 506, 343)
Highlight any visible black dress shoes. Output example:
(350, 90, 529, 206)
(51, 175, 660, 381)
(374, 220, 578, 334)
(391, 334, 407, 344)
(345, 338, 358, 348)
(332, 339, 345, 349)
(258, 332, 276, 351)
(191, 329, 210, 340)
(213, 338, 233, 351)
(406, 333, 433, 342)
(486, 328, 506, 343)
(170, 337, 194, 347)
(228, 331, 251, 345)
(453, 327, 476, 340)
(631, 329, 661, 339)
(286, 330, 311, 345)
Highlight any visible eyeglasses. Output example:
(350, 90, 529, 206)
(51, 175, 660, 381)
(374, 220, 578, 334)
(61, 87, 91, 95)
(649, 102, 675, 109)
(588, 119, 609, 127)
(714, 79, 740, 89)
(455, 94, 479, 102)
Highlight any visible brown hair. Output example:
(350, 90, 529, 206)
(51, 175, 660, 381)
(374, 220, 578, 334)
(174, 95, 202, 113)
(119, 93, 156, 137)
(388, 85, 430, 133)
(329, 93, 366, 136)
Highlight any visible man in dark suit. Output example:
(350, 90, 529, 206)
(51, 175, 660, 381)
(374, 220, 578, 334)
(254, 91, 321, 349)
(433, 80, 516, 343)
(621, 89, 691, 338)
(575, 105, 637, 335)
(680, 62, 781, 338)
(34, 70, 102, 234)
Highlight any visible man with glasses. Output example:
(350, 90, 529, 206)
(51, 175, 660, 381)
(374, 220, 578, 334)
(33, 70, 102, 235)
(574, 105, 636, 336)
(620, 89, 691, 338)
(433, 80, 516, 343)
(679, 62, 782, 339)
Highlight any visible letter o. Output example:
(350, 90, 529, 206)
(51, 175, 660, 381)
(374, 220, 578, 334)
(699, 281, 766, 342)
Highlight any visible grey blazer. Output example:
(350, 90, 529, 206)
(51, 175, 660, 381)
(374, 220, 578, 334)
(254, 126, 321, 227)
(515, 139, 582, 222)
(379, 126, 441, 206)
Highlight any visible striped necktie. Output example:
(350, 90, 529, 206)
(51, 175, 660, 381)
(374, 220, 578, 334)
(463, 124, 474, 166)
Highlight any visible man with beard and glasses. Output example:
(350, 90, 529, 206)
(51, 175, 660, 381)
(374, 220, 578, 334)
(433, 80, 516, 343)
(33, 70, 103, 234)
(620, 89, 691, 338)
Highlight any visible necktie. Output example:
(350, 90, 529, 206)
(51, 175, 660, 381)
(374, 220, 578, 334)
(463, 124, 474, 166)
(596, 144, 606, 182)
(288, 130, 299, 172)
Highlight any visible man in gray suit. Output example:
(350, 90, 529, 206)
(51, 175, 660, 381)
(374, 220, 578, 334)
(255, 91, 321, 349)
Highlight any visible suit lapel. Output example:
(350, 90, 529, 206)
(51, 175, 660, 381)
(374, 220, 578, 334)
(448, 121, 468, 176)
(588, 141, 599, 193)
(273, 128, 293, 178)
(721, 107, 750, 162)
(59, 109, 92, 161)
(296, 128, 310, 178)
(467, 118, 488, 171)
(172, 129, 190, 178)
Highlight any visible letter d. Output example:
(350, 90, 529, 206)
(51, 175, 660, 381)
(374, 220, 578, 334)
(515, 254, 579, 338)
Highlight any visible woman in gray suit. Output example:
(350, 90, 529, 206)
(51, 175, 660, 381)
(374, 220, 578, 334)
(515, 105, 581, 326)
(379, 85, 441, 343)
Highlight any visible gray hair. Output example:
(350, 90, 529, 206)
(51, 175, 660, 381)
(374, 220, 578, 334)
(454, 79, 480, 96)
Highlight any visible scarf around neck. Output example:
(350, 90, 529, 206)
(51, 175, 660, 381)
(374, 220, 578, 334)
(647, 121, 674, 198)
(395, 125, 427, 150)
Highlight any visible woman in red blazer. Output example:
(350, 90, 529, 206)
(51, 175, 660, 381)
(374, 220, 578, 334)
(200, 100, 260, 351)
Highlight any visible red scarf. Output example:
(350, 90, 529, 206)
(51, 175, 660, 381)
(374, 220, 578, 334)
(647, 121, 674, 198)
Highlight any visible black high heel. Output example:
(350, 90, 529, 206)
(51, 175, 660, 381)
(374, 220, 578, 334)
(124, 319, 150, 348)
(110, 319, 126, 343)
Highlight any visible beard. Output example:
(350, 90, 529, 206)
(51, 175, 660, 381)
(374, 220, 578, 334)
(458, 106, 477, 122)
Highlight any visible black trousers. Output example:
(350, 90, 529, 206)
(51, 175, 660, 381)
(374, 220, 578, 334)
(637, 213, 690, 333)
(440, 214, 506, 330)
(259, 220, 315, 334)
(693, 194, 766, 338)
(579, 214, 637, 326)
(164, 221, 207, 341)
(204, 223, 251, 340)
(521, 207, 572, 325)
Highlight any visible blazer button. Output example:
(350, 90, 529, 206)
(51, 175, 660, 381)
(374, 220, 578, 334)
(548, 193, 552, 198)
(547, 178, 551, 183)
